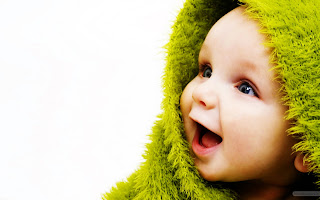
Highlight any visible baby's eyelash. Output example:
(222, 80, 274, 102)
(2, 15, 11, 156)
(199, 64, 210, 71)
(199, 64, 212, 78)
(236, 80, 259, 98)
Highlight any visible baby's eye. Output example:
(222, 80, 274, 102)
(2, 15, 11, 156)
(201, 65, 212, 78)
(237, 82, 257, 97)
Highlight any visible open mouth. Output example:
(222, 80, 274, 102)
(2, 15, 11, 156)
(197, 123, 222, 148)
(191, 121, 223, 156)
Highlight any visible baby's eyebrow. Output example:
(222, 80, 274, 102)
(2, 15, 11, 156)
(238, 60, 259, 73)
(235, 59, 269, 85)
(198, 45, 211, 62)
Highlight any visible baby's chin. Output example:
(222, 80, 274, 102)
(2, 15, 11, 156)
(194, 159, 223, 182)
(194, 161, 249, 183)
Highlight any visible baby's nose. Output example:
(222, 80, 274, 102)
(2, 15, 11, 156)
(192, 81, 219, 110)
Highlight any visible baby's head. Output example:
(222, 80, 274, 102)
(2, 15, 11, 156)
(180, 6, 308, 188)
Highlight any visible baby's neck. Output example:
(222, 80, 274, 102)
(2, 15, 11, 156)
(231, 180, 294, 200)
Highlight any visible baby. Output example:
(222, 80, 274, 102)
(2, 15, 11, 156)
(104, 1, 320, 199)
(180, 6, 312, 200)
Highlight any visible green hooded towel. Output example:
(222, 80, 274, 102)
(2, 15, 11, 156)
(103, 0, 320, 199)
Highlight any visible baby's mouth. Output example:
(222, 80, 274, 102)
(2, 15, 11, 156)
(197, 123, 222, 148)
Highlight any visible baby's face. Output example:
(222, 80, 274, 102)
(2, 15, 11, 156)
(180, 7, 299, 185)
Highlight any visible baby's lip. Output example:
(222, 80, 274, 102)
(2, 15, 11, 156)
(196, 122, 221, 138)
(189, 116, 222, 139)
(191, 120, 222, 157)
(196, 122, 223, 146)
(188, 110, 222, 138)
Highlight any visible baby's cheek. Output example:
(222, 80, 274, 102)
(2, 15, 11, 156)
(223, 125, 265, 170)
(180, 87, 194, 117)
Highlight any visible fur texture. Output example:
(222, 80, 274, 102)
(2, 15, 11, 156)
(103, 0, 320, 199)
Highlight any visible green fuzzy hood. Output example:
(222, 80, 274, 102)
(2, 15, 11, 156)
(103, 0, 320, 199)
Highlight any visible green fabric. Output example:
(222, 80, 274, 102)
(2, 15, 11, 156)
(103, 0, 320, 199)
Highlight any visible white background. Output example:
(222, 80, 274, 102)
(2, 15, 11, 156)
(0, 0, 185, 199)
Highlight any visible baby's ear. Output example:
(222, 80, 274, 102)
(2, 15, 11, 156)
(294, 152, 309, 173)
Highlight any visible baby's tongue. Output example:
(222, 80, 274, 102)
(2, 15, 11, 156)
(201, 131, 222, 148)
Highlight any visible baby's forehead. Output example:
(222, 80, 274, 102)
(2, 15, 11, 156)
(201, 7, 270, 64)
(206, 7, 264, 45)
